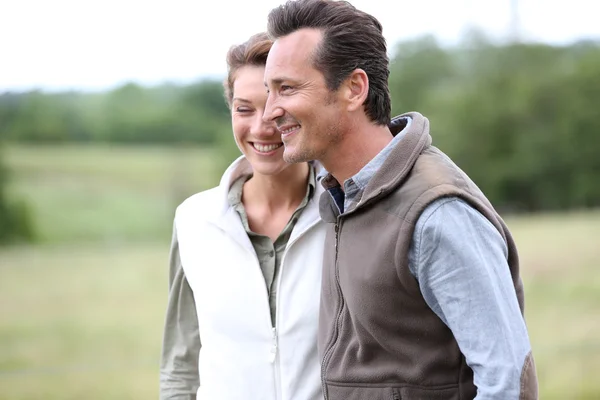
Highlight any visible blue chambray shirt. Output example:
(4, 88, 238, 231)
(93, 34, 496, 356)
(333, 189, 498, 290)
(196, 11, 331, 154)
(326, 117, 532, 399)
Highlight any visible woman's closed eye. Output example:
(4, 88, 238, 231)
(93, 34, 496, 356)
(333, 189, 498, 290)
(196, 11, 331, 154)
(236, 106, 254, 113)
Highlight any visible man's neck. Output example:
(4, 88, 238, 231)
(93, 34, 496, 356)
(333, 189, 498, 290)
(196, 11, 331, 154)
(323, 125, 393, 185)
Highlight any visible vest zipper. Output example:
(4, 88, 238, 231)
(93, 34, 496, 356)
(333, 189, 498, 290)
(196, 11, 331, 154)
(321, 219, 345, 400)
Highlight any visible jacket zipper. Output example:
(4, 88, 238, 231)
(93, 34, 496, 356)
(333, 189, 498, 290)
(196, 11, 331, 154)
(269, 326, 278, 363)
(320, 218, 345, 400)
(272, 218, 320, 400)
(270, 326, 281, 400)
(233, 238, 280, 397)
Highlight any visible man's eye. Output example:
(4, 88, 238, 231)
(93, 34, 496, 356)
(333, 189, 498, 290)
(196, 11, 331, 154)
(236, 107, 252, 113)
(281, 85, 293, 92)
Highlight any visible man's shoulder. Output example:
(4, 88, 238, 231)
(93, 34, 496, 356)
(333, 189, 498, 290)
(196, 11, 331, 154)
(414, 146, 464, 184)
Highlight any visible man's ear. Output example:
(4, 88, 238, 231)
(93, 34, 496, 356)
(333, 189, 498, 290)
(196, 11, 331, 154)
(343, 68, 369, 112)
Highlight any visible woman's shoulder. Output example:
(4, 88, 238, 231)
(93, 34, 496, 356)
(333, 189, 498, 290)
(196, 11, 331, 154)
(176, 185, 224, 219)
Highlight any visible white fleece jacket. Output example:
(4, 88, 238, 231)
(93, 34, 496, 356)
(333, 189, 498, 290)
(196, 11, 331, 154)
(175, 156, 326, 400)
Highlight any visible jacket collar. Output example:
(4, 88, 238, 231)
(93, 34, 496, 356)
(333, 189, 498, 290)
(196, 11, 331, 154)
(209, 156, 325, 238)
(319, 111, 432, 222)
(364, 111, 431, 204)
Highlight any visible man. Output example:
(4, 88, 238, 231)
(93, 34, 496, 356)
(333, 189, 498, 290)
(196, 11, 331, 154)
(262, 0, 538, 399)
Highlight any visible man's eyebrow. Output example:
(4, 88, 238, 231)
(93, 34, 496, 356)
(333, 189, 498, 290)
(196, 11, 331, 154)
(232, 97, 251, 103)
(265, 77, 295, 86)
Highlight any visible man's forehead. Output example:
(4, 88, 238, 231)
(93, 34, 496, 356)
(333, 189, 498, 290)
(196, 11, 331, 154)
(265, 29, 322, 75)
(274, 28, 322, 54)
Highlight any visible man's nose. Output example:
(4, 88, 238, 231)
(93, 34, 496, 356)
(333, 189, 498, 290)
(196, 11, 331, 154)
(263, 92, 283, 123)
(251, 114, 277, 137)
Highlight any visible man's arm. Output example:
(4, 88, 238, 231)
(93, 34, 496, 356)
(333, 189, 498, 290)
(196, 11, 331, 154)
(160, 225, 201, 400)
(409, 197, 535, 399)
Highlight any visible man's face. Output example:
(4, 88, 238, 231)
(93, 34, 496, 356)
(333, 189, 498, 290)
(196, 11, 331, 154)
(263, 28, 345, 165)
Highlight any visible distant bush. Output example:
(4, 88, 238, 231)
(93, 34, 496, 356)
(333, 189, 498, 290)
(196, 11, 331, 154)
(0, 148, 35, 244)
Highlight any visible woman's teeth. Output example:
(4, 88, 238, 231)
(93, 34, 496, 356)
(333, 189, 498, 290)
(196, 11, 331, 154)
(253, 143, 282, 153)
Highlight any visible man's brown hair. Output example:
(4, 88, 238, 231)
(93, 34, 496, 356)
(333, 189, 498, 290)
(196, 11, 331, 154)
(267, 0, 391, 125)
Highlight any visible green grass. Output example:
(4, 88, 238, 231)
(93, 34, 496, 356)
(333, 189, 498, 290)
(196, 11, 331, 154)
(506, 212, 600, 399)
(3, 144, 224, 244)
(0, 243, 168, 400)
(1, 145, 599, 399)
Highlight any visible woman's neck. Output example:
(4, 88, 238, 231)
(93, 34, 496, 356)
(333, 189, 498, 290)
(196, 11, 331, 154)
(242, 163, 310, 212)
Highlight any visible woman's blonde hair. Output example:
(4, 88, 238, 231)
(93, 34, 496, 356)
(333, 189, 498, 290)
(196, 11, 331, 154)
(224, 32, 273, 108)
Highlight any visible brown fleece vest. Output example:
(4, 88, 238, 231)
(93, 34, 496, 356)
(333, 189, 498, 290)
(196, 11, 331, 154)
(318, 112, 538, 400)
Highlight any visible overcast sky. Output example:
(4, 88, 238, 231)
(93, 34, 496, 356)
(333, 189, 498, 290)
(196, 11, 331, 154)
(1, 0, 599, 92)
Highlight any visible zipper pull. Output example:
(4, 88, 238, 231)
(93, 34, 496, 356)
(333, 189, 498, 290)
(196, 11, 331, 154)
(334, 223, 339, 250)
(269, 327, 278, 363)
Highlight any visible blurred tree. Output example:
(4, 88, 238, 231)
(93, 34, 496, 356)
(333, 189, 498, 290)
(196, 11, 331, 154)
(389, 35, 456, 115)
(427, 39, 600, 211)
(0, 146, 35, 244)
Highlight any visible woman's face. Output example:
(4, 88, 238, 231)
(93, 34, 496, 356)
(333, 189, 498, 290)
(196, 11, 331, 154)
(230, 65, 294, 177)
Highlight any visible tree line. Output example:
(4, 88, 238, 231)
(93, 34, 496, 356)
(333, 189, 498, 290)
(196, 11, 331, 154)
(1, 33, 600, 242)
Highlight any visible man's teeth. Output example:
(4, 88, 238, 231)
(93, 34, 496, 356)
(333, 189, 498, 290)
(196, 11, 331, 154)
(253, 143, 282, 152)
(281, 126, 299, 135)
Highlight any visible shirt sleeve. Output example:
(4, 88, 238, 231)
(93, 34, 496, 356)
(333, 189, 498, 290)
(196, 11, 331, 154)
(408, 197, 532, 400)
(160, 223, 201, 400)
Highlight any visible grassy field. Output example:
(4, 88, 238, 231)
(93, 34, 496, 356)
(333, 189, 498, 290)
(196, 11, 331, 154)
(1, 145, 599, 399)
(0, 243, 167, 399)
(3, 144, 222, 244)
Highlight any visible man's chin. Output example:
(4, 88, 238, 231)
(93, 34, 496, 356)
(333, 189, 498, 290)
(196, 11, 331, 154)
(283, 148, 305, 164)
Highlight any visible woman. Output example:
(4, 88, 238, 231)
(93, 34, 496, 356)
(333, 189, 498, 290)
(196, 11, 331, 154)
(159, 32, 325, 400)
